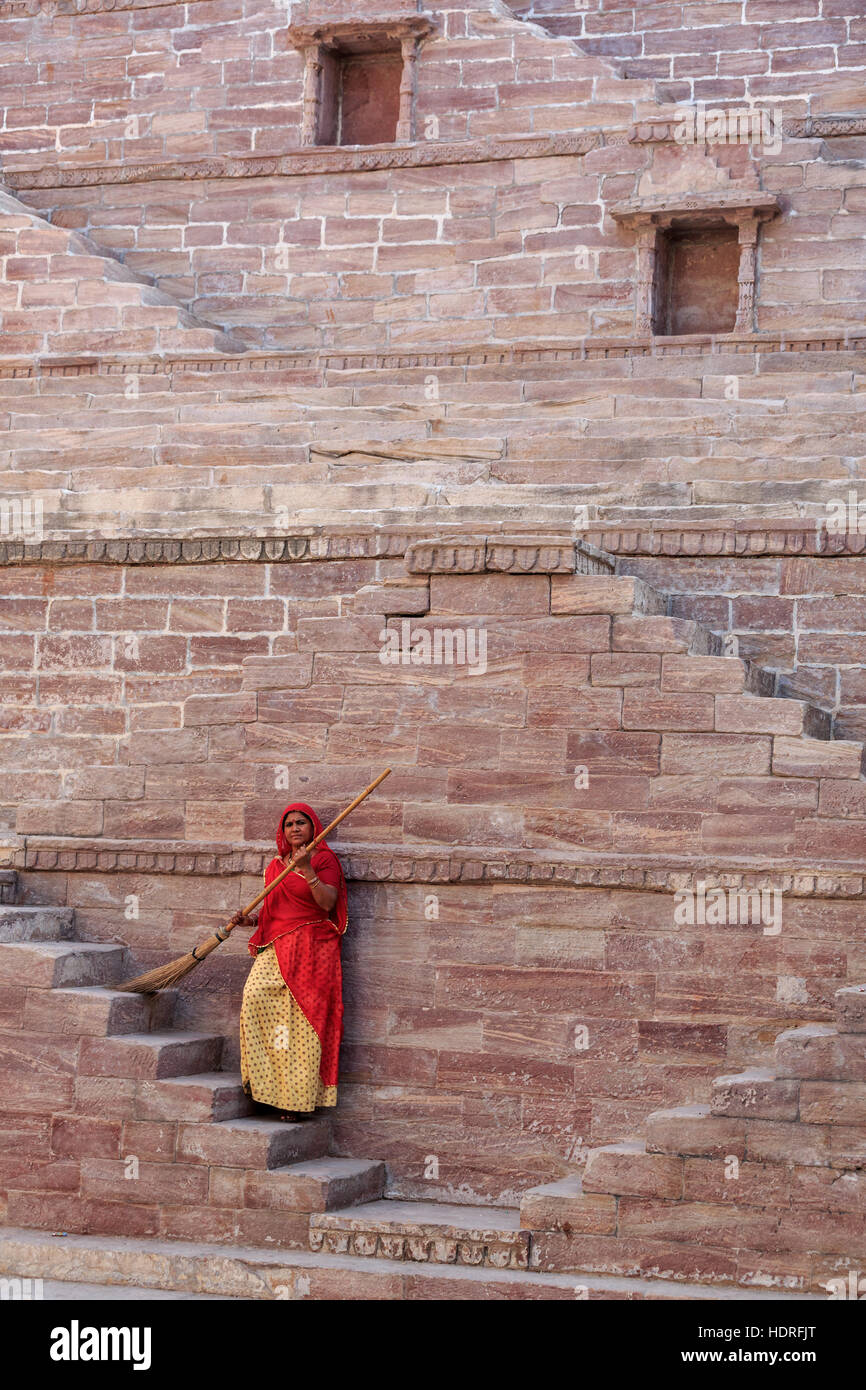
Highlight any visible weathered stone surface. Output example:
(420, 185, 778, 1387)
(519, 1177, 617, 1235)
(710, 1071, 800, 1121)
(582, 1142, 683, 1200)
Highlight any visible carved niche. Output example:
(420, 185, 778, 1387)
(287, 15, 434, 147)
(611, 191, 780, 336)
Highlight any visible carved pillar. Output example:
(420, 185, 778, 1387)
(634, 219, 658, 336)
(734, 215, 760, 333)
(397, 35, 418, 142)
(300, 44, 324, 146)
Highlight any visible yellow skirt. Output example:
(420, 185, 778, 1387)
(239, 942, 337, 1112)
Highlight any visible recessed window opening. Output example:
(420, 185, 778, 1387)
(654, 224, 741, 337)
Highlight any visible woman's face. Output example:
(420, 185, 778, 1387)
(283, 810, 314, 849)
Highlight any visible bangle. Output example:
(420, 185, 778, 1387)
(308, 875, 320, 886)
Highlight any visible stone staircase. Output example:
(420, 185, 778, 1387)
(0, 187, 244, 357)
(519, 982, 866, 1297)
(1, 564, 865, 1296)
(0, 879, 384, 1249)
(0, 861, 837, 1297)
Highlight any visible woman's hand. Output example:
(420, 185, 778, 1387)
(228, 910, 258, 930)
(288, 845, 315, 879)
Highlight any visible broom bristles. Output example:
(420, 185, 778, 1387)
(114, 953, 201, 994)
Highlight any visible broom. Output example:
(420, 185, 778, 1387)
(114, 768, 392, 994)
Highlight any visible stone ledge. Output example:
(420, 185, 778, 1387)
(1, 522, 864, 568)
(1, 130, 598, 191)
(404, 536, 614, 576)
(0, 1225, 814, 1300)
(2, 332, 864, 381)
(611, 190, 780, 225)
(586, 525, 865, 559)
(631, 115, 866, 144)
(12, 839, 866, 897)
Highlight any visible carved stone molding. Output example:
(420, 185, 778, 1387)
(586, 526, 866, 558)
(0, 532, 412, 567)
(14, 840, 866, 898)
(5, 330, 862, 387)
(630, 114, 866, 144)
(2, 523, 866, 569)
(308, 1224, 530, 1268)
(2, 130, 598, 192)
(405, 536, 614, 576)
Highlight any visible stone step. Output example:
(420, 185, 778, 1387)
(246, 1157, 386, 1213)
(0, 905, 76, 942)
(710, 1069, 800, 1121)
(611, 615, 718, 656)
(78, 1030, 224, 1080)
(657, 654, 750, 695)
(714, 695, 830, 739)
(176, 1116, 330, 1169)
(836, 984, 866, 1034)
(774, 1023, 866, 1083)
(644, 1104, 748, 1159)
(135, 1071, 255, 1122)
(520, 1175, 617, 1235)
(309, 1199, 529, 1269)
(529, 1209, 860, 1292)
(772, 735, 864, 780)
(582, 1141, 683, 1200)
(550, 574, 666, 617)
(22, 985, 175, 1037)
(0, 941, 127, 988)
(0, 1227, 822, 1300)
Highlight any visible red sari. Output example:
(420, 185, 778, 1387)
(246, 803, 348, 1089)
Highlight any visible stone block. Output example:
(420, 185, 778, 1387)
(710, 1070, 799, 1121)
(582, 1142, 683, 1199)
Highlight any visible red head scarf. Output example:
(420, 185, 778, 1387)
(274, 802, 348, 935)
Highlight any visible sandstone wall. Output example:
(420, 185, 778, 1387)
(2, 2, 864, 346)
(506, 0, 866, 106)
(618, 555, 866, 738)
(2, 556, 866, 1202)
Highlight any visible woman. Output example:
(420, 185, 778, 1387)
(228, 802, 348, 1123)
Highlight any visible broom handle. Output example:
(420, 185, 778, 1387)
(225, 767, 392, 934)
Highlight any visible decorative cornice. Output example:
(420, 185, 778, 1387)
(2, 331, 864, 386)
(630, 115, 866, 144)
(405, 536, 614, 575)
(2, 524, 866, 568)
(1, 131, 597, 192)
(286, 16, 434, 49)
(586, 526, 866, 558)
(5, 113, 860, 193)
(0, 532, 412, 567)
(611, 190, 780, 227)
(13, 839, 866, 898)
(308, 1221, 529, 1268)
